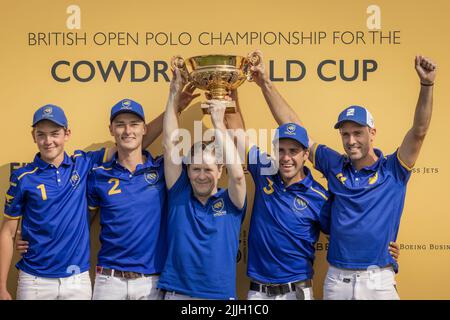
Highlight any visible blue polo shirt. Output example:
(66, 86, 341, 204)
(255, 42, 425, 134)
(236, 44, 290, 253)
(4, 149, 106, 278)
(157, 166, 246, 299)
(87, 151, 167, 275)
(312, 144, 412, 271)
(246, 145, 331, 284)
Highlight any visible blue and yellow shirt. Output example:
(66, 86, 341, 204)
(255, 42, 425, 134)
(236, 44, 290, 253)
(4, 149, 106, 278)
(158, 166, 246, 299)
(312, 144, 412, 270)
(87, 151, 167, 275)
(247, 146, 331, 284)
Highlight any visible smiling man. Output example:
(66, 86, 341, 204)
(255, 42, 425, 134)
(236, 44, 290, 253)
(87, 99, 167, 300)
(224, 50, 404, 300)
(310, 55, 436, 300)
(0, 105, 107, 300)
(242, 50, 435, 299)
(1, 87, 198, 300)
(157, 68, 247, 300)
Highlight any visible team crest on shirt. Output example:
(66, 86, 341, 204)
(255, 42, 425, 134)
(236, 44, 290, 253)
(144, 170, 159, 185)
(293, 196, 308, 211)
(70, 170, 81, 188)
(212, 198, 227, 217)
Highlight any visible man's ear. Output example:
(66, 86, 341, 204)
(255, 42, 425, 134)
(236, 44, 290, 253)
(64, 128, 72, 142)
(142, 122, 148, 135)
(369, 127, 377, 142)
(109, 124, 114, 136)
(31, 129, 36, 143)
(304, 148, 310, 162)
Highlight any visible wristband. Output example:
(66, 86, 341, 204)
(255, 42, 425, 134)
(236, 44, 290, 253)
(421, 82, 434, 86)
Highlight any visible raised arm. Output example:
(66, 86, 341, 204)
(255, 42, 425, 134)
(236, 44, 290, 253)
(142, 84, 200, 150)
(0, 218, 19, 300)
(398, 56, 436, 168)
(223, 90, 252, 157)
(248, 50, 317, 158)
(207, 100, 246, 209)
(163, 68, 187, 189)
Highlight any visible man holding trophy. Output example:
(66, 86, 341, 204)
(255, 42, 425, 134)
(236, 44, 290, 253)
(157, 65, 247, 299)
(161, 50, 401, 300)
(230, 50, 434, 300)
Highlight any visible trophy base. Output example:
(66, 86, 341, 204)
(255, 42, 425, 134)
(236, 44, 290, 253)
(201, 101, 236, 114)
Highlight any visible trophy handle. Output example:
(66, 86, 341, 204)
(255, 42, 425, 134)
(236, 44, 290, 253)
(170, 55, 190, 82)
(245, 51, 262, 82)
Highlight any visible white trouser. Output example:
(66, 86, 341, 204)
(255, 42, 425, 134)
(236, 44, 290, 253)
(16, 270, 92, 300)
(247, 281, 314, 300)
(323, 265, 400, 300)
(92, 272, 162, 300)
(163, 291, 208, 300)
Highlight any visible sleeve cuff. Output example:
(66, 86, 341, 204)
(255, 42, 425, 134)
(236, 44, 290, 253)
(396, 151, 414, 171)
(3, 213, 21, 220)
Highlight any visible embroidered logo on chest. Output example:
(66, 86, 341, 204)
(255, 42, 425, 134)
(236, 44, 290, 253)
(212, 198, 227, 217)
(293, 196, 308, 211)
(144, 170, 159, 185)
(70, 170, 81, 188)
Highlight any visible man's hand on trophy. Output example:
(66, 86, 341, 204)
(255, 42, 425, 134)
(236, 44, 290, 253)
(177, 83, 201, 113)
(247, 49, 269, 87)
(415, 55, 437, 85)
(169, 67, 187, 97)
(204, 100, 227, 128)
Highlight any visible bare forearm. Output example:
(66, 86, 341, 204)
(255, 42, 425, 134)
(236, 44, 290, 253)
(0, 233, 13, 290)
(143, 112, 164, 150)
(215, 124, 245, 181)
(411, 85, 433, 137)
(261, 81, 301, 125)
(163, 94, 181, 148)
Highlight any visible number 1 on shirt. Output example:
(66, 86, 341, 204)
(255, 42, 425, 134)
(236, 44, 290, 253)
(37, 184, 47, 201)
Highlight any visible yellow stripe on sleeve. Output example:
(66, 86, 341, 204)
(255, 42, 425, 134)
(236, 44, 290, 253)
(3, 213, 21, 220)
(310, 186, 329, 201)
(397, 151, 414, 171)
(17, 167, 38, 181)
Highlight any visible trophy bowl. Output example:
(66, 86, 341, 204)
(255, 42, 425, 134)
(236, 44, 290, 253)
(171, 54, 260, 114)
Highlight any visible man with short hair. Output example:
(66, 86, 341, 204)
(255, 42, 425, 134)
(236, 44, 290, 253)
(224, 50, 401, 300)
(0, 105, 107, 300)
(2, 87, 198, 300)
(242, 50, 435, 300)
(87, 99, 168, 300)
(157, 67, 247, 300)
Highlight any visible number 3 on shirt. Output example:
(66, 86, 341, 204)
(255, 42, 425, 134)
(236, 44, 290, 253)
(108, 178, 122, 195)
(37, 184, 47, 201)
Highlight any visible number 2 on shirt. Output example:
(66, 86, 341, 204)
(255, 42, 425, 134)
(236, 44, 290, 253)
(108, 178, 122, 195)
(37, 184, 47, 201)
